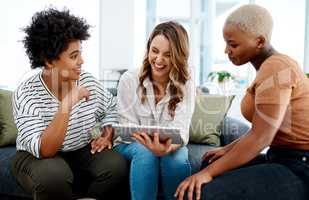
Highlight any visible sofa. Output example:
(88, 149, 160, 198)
(0, 116, 250, 200)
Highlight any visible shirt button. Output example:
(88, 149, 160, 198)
(302, 156, 307, 162)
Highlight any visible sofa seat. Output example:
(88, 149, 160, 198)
(0, 146, 30, 199)
(0, 117, 250, 199)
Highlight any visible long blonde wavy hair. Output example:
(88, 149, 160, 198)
(139, 21, 190, 118)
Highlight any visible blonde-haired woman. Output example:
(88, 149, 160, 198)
(115, 21, 195, 200)
(175, 4, 309, 200)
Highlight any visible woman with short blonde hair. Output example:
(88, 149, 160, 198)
(175, 4, 309, 200)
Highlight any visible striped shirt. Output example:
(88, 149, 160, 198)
(13, 70, 118, 158)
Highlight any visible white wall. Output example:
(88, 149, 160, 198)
(0, 0, 99, 89)
(0, 0, 147, 89)
(99, 0, 135, 79)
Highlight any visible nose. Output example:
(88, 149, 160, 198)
(78, 54, 84, 65)
(224, 45, 230, 54)
(156, 54, 164, 63)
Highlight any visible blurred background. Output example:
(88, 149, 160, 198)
(1, 0, 308, 121)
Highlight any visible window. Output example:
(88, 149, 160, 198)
(147, 0, 309, 88)
(146, 0, 202, 83)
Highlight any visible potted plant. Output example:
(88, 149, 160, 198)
(208, 70, 235, 82)
(207, 70, 236, 94)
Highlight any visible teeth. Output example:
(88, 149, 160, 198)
(155, 64, 165, 69)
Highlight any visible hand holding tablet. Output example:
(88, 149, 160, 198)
(113, 124, 183, 144)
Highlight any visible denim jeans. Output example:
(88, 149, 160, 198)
(193, 147, 309, 200)
(114, 142, 191, 200)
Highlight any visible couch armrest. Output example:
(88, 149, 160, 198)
(220, 116, 250, 146)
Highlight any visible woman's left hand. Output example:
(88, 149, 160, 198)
(91, 126, 113, 154)
(174, 170, 213, 200)
(132, 132, 172, 156)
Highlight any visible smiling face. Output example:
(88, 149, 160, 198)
(223, 23, 261, 66)
(148, 34, 172, 82)
(47, 40, 83, 81)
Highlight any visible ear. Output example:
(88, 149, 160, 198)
(256, 36, 266, 49)
(44, 60, 54, 69)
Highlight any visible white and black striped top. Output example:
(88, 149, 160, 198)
(13, 70, 118, 158)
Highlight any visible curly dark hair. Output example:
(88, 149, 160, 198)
(23, 8, 90, 69)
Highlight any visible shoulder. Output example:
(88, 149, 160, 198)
(256, 54, 301, 84)
(118, 69, 140, 89)
(14, 72, 41, 101)
(183, 73, 196, 95)
(260, 54, 299, 74)
(79, 71, 99, 85)
(79, 71, 106, 93)
(119, 69, 139, 82)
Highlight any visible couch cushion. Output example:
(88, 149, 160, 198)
(189, 91, 234, 145)
(0, 146, 30, 197)
(221, 116, 250, 146)
(0, 89, 18, 147)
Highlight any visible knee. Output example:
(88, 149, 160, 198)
(162, 147, 190, 170)
(130, 142, 156, 159)
(94, 150, 129, 183)
(108, 151, 129, 180)
(35, 165, 73, 199)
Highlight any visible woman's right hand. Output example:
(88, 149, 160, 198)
(132, 132, 173, 156)
(202, 146, 227, 163)
(62, 86, 90, 110)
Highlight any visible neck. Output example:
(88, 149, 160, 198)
(151, 73, 169, 87)
(251, 45, 277, 70)
(151, 76, 169, 93)
(42, 68, 75, 100)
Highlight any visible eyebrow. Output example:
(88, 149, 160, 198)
(69, 50, 80, 56)
(151, 46, 170, 54)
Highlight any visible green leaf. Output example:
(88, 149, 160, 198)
(208, 70, 235, 83)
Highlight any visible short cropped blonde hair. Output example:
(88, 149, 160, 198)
(225, 4, 273, 42)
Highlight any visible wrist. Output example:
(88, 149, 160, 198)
(100, 126, 114, 138)
(201, 168, 214, 180)
(171, 144, 181, 152)
(59, 102, 72, 114)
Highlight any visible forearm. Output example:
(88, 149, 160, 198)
(204, 131, 269, 178)
(223, 136, 243, 152)
(101, 125, 114, 139)
(40, 103, 71, 158)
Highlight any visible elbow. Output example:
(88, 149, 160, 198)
(40, 148, 57, 158)
(251, 131, 274, 150)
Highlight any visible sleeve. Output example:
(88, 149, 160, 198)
(254, 60, 296, 106)
(96, 84, 119, 128)
(166, 79, 196, 145)
(117, 72, 140, 125)
(13, 88, 45, 158)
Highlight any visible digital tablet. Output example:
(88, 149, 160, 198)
(112, 124, 183, 144)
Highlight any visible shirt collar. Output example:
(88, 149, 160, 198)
(142, 76, 171, 102)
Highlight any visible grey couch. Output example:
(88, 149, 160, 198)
(0, 116, 249, 200)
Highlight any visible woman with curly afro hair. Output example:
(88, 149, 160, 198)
(11, 8, 128, 200)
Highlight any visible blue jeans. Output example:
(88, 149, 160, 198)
(114, 142, 191, 200)
(193, 147, 309, 200)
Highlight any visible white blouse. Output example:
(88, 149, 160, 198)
(116, 69, 195, 145)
